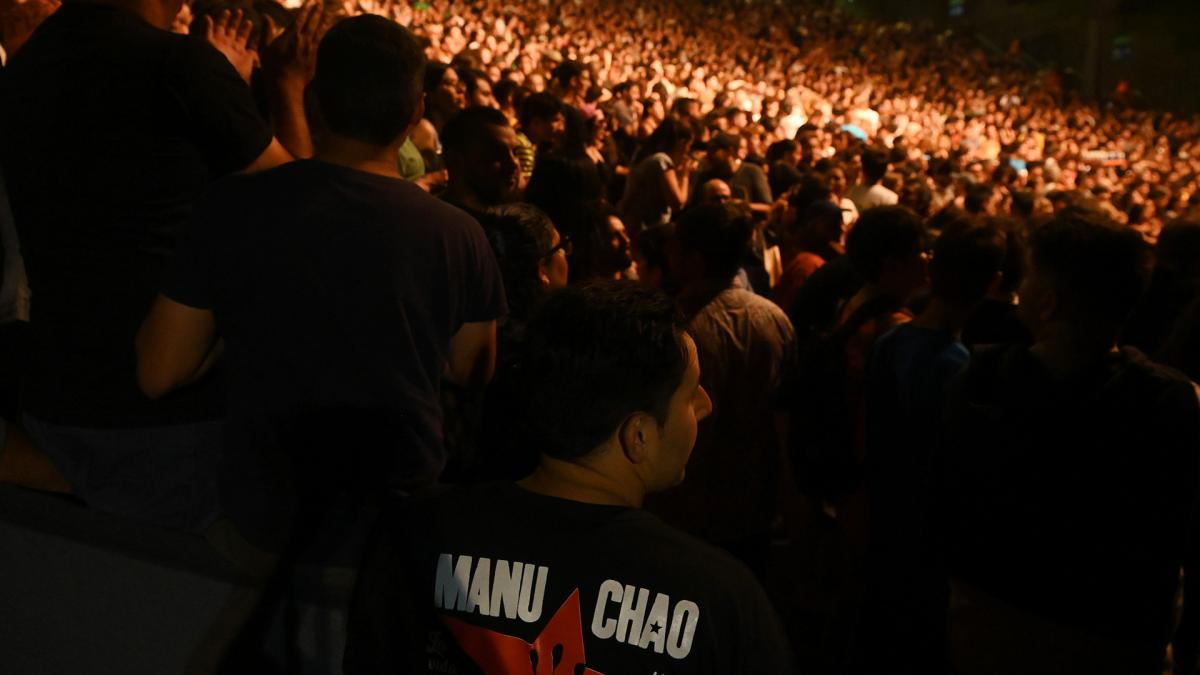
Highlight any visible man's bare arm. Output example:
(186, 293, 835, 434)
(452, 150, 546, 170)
(135, 294, 221, 399)
(446, 320, 498, 390)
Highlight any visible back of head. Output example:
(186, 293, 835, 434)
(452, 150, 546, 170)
(676, 202, 754, 282)
(517, 92, 563, 129)
(1155, 218, 1200, 280)
(860, 147, 889, 184)
(1028, 207, 1152, 330)
(846, 205, 927, 283)
(552, 60, 585, 91)
(1011, 189, 1035, 219)
(312, 16, 426, 146)
(441, 105, 511, 157)
(930, 225, 1007, 305)
(478, 204, 556, 320)
(964, 182, 994, 215)
(521, 281, 687, 460)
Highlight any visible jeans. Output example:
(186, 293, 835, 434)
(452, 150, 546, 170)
(22, 412, 222, 531)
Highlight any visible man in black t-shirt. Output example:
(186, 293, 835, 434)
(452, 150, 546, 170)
(939, 208, 1200, 675)
(0, 0, 298, 529)
(345, 281, 796, 675)
(136, 17, 507, 551)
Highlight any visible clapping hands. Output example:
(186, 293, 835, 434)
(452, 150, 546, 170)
(204, 8, 257, 83)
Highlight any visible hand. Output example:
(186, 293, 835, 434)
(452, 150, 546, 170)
(260, 2, 325, 92)
(1, 0, 60, 56)
(205, 9, 257, 84)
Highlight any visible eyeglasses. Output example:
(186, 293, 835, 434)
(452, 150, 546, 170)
(542, 235, 573, 258)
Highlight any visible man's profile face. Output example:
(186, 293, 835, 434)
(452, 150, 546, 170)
(465, 123, 521, 204)
(649, 333, 712, 489)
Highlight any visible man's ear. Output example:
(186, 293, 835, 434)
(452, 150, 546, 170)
(537, 257, 552, 287)
(618, 413, 654, 465)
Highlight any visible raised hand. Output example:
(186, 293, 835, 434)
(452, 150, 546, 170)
(204, 8, 257, 84)
(1, 0, 61, 56)
(260, 1, 324, 91)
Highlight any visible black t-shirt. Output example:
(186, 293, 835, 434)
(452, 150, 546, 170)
(163, 160, 506, 547)
(939, 345, 1200, 646)
(0, 3, 272, 426)
(345, 482, 795, 675)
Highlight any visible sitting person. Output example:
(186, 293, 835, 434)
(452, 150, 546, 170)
(938, 207, 1200, 675)
(345, 280, 795, 674)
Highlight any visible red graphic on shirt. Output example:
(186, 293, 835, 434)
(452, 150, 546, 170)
(441, 589, 605, 675)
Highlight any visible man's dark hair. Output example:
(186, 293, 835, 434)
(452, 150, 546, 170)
(930, 225, 1007, 304)
(706, 133, 740, 155)
(1156, 219, 1200, 278)
(517, 92, 563, 129)
(846, 205, 927, 283)
(785, 173, 831, 213)
(520, 281, 688, 460)
(441, 106, 510, 156)
(675, 203, 754, 281)
(765, 139, 796, 166)
(964, 182, 994, 214)
(311, 16, 426, 146)
(1011, 189, 1035, 219)
(1029, 207, 1152, 328)
(479, 204, 556, 320)
(493, 79, 520, 109)
(552, 60, 585, 90)
(860, 147, 889, 184)
(636, 223, 674, 277)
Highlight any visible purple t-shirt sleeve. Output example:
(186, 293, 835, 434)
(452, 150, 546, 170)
(456, 215, 508, 325)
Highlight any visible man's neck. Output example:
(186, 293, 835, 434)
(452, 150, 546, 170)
(518, 457, 644, 508)
(314, 134, 404, 179)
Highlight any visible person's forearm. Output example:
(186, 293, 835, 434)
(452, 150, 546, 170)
(270, 81, 313, 159)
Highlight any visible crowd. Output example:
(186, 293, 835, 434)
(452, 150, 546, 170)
(2, 0, 1200, 673)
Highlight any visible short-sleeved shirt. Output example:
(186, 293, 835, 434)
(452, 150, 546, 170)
(646, 287, 796, 543)
(0, 3, 272, 427)
(345, 482, 796, 674)
(163, 160, 506, 545)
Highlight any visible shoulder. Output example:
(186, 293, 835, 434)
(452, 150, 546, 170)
(1117, 347, 1200, 408)
(163, 31, 237, 78)
(649, 152, 673, 169)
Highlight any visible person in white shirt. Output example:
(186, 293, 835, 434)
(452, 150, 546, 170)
(846, 147, 898, 212)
